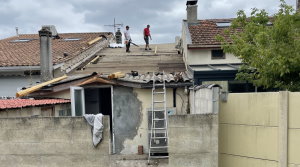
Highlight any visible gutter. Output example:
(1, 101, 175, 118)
(0, 63, 64, 72)
(187, 44, 222, 49)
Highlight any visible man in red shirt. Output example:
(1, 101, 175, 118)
(143, 25, 152, 50)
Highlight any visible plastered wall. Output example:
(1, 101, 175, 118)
(0, 117, 110, 167)
(168, 114, 219, 167)
(117, 87, 188, 155)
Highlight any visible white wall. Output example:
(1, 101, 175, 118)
(0, 76, 40, 97)
(187, 49, 241, 65)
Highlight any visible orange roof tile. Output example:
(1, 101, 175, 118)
(0, 32, 112, 67)
(188, 19, 235, 46)
(0, 99, 70, 109)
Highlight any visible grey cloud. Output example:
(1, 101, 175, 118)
(0, 0, 297, 43)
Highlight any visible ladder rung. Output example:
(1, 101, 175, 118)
(152, 128, 167, 130)
(151, 137, 168, 139)
(154, 101, 165, 103)
(153, 109, 164, 112)
(150, 146, 168, 149)
(149, 156, 169, 159)
(153, 91, 164, 94)
(153, 118, 165, 121)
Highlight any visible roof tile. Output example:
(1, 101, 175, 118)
(0, 99, 70, 109)
(188, 19, 236, 46)
(0, 32, 112, 67)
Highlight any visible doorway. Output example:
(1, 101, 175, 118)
(71, 86, 114, 153)
(84, 87, 112, 115)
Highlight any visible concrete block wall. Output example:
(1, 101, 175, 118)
(168, 114, 218, 167)
(220, 92, 279, 167)
(0, 116, 110, 167)
(288, 93, 300, 166)
(219, 92, 300, 167)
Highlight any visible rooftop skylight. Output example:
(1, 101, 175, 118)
(216, 22, 231, 27)
(62, 38, 81, 41)
(10, 39, 33, 43)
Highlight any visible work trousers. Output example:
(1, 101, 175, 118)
(126, 41, 131, 52)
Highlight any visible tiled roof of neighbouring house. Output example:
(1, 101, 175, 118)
(0, 32, 112, 67)
(0, 99, 70, 109)
(188, 19, 236, 46)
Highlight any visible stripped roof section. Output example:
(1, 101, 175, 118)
(0, 99, 70, 109)
(0, 32, 112, 67)
(188, 19, 235, 46)
(100, 71, 192, 84)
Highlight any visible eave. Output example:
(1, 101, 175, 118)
(187, 44, 222, 50)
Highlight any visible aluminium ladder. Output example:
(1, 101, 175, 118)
(148, 72, 169, 164)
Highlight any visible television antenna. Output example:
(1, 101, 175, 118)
(104, 18, 123, 35)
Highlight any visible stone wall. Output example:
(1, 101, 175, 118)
(0, 116, 110, 167)
(168, 114, 218, 167)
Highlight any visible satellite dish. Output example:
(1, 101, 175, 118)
(186, 0, 198, 5)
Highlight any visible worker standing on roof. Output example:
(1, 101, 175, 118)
(124, 25, 131, 53)
(143, 25, 152, 50)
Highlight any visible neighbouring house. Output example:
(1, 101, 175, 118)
(181, 4, 259, 92)
(0, 98, 70, 117)
(0, 25, 112, 97)
(18, 43, 193, 155)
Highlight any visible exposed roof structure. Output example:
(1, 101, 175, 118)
(187, 19, 236, 48)
(0, 99, 70, 110)
(0, 32, 112, 67)
(73, 43, 186, 74)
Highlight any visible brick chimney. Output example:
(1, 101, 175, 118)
(39, 27, 53, 82)
(186, 0, 198, 24)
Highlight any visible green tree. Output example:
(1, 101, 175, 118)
(218, 0, 300, 91)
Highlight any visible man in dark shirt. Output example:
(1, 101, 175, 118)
(143, 25, 152, 50)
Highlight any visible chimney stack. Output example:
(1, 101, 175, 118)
(186, 0, 198, 24)
(39, 26, 53, 82)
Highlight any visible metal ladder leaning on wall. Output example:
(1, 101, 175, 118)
(148, 72, 169, 164)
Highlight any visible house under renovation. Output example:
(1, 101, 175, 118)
(0, 25, 113, 97)
(20, 43, 193, 156)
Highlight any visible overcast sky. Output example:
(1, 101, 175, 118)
(0, 0, 296, 44)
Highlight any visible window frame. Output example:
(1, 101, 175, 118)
(211, 49, 225, 60)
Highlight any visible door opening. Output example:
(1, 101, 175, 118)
(84, 87, 113, 151)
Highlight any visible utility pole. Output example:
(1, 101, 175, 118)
(297, 0, 300, 12)
(104, 18, 123, 35)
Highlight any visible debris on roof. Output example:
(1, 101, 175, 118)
(100, 71, 192, 83)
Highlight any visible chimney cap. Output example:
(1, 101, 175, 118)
(186, 0, 198, 5)
(39, 28, 52, 37)
(41, 25, 58, 37)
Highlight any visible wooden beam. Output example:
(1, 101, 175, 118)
(88, 37, 102, 45)
(78, 77, 116, 86)
(108, 72, 125, 79)
(16, 75, 68, 97)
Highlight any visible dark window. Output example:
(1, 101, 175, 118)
(211, 50, 225, 59)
